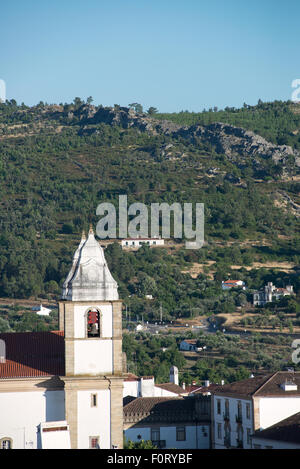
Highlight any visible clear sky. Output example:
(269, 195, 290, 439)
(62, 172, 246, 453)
(1, 0, 300, 112)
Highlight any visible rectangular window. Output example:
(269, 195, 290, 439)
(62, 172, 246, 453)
(89, 436, 100, 449)
(91, 394, 97, 407)
(217, 399, 221, 415)
(217, 423, 222, 440)
(176, 427, 186, 441)
(151, 428, 160, 442)
(246, 403, 250, 419)
(247, 428, 251, 445)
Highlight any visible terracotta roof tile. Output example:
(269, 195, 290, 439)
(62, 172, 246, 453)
(155, 383, 185, 394)
(0, 331, 65, 379)
(213, 372, 300, 397)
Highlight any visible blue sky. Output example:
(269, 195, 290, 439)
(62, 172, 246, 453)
(1, 0, 300, 112)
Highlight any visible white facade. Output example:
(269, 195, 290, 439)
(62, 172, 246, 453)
(123, 376, 182, 398)
(77, 389, 111, 449)
(213, 392, 300, 449)
(121, 238, 164, 249)
(71, 303, 114, 375)
(213, 395, 253, 449)
(125, 424, 210, 449)
(258, 396, 300, 429)
(0, 389, 65, 449)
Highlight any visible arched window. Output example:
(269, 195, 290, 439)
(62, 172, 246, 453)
(86, 309, 100, 338)
(0, 438, 12, 449)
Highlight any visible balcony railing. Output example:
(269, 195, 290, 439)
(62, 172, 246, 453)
(235, 414, 243, 424)
(224, 436, 231, 448)
(223, 411, 230, 421)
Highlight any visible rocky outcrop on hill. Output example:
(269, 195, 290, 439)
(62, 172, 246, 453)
(68, 105, 300, 168)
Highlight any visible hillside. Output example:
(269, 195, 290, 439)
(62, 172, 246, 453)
(0, 98, 299, 326)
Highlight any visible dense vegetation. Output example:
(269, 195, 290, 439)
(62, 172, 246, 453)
(0, 98, 299, 380)
(0, 99, 299, 304)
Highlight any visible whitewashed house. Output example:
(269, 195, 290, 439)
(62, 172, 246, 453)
(123, 366, 184, 398)
(124, 395, 211, 449)
(121, 238, 164, 249)
(212, 371, 300, 449)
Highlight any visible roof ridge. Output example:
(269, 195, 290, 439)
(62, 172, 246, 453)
(252, 371, 278, 396)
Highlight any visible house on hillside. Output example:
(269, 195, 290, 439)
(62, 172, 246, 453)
(253, 282, 294, 306)
(222, 280, 246, 290)
(121, 238, 164, 250)
(179, 339, 198, 352)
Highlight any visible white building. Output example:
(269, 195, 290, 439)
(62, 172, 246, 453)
(123, 395, 211, 449)
(253, 282, 294, 306)
(35, 305, 52, 316)
(121, 238, 164, 249)
(212, 371, 300, 449)
(123, 367, 184, 399)
(0, 227, 124, 449)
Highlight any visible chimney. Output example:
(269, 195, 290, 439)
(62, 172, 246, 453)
(182, 382, 186, 390)
(169, 366, 179, 386)
(0, 339, 5, 364)
(204, 380, 210, 387)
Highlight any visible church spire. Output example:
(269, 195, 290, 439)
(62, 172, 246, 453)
(61, 228, 118, 301)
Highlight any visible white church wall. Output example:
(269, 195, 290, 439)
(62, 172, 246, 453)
(0, 390, 65, 449)
(77, 389, 111, 449)
(74, 340, 113, 375)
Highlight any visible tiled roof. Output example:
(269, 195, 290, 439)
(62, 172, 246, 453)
(155, 383, 185, 394)
(0, 331, 65, 379)
(253, 412, 300, 444)
(213, 372, 300, 397)
(123, 396, 197, 423)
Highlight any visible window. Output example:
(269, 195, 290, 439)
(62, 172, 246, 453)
(89, 436, 100, 449)
(91, 393, 97, 407)
(151, 428, 160, 442)
(217, 423, 222, 440)
(225, 399, 230, 417)
(246, 403, 250, 419)
(217, 399, 221, 415)
(87, 309, 100, 338)
(247, 428, 251, 445)
(176, 427, 186, 441)
(1, 438, 12, 449)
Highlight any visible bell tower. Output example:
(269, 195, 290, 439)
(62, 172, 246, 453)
(59, 227, 123, 449)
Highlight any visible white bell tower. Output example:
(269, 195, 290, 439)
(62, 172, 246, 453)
(59, 226, 123, 449)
